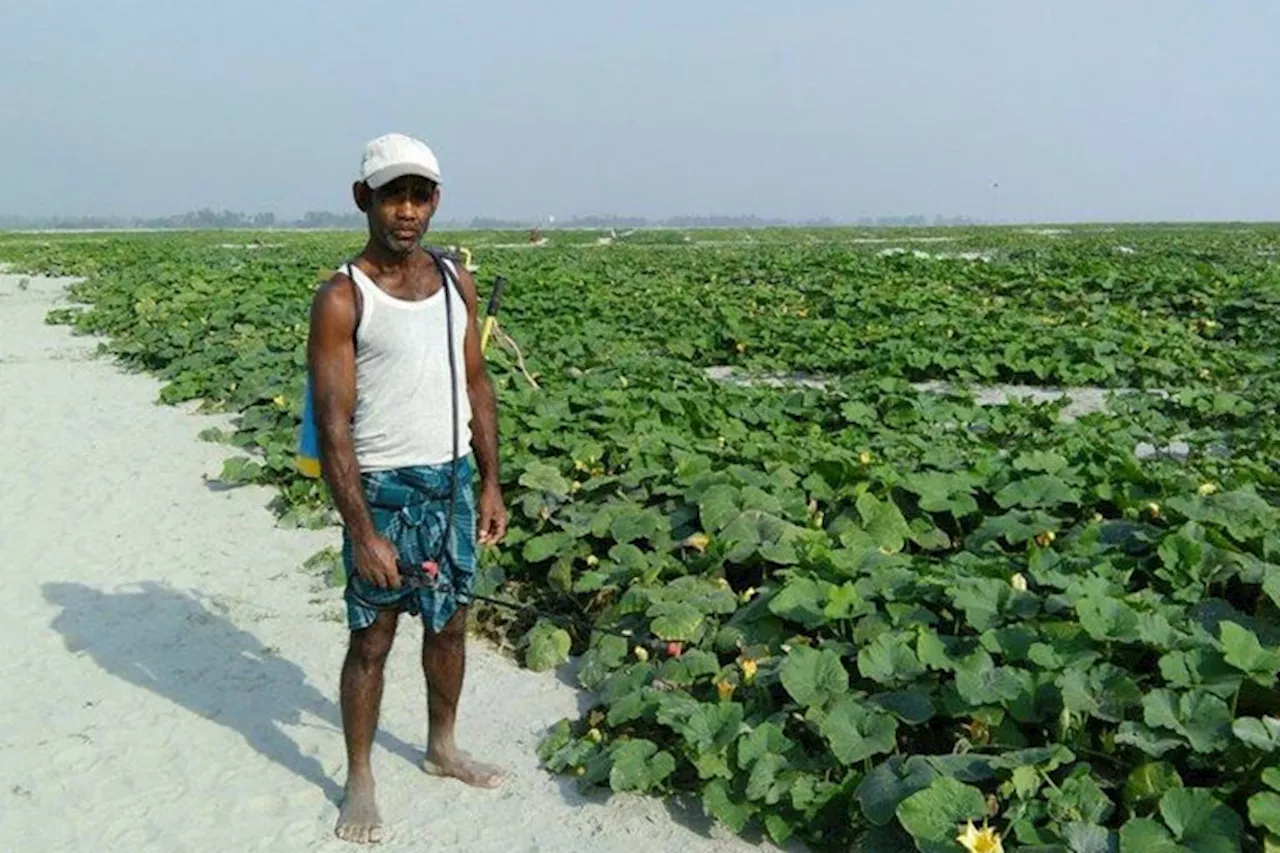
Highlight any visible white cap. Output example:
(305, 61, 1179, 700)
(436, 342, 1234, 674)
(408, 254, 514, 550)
(358, 133, 442, 189)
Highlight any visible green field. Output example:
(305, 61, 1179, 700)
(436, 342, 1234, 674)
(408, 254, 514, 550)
(4, 224, 1280, 852)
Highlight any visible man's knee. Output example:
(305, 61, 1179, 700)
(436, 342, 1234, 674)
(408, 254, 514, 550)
(429, 606, 469, 642)
(349, 616, 397, 667)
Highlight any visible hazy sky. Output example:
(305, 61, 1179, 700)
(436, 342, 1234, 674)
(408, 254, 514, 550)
(3, 1, 1278, 224)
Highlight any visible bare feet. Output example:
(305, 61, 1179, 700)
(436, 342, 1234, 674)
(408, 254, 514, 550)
(335, 771, 382, 844)
(422, 747, 507, 789)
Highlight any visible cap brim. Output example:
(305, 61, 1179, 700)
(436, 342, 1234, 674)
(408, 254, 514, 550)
(364, 163, 441, 189)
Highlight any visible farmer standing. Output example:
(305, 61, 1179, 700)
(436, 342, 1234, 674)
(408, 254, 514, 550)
(307, 133, 508, 844)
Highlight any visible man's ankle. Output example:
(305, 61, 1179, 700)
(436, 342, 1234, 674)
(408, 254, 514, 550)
(346, 763, 375, 782)
(426, 738, 457, 759)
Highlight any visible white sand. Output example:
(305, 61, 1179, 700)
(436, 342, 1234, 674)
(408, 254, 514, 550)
(705, 367, 1197, 460)
(0, 272, 792, 853)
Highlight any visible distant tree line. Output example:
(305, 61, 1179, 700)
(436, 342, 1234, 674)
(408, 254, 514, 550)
(0, 209, 982, 231)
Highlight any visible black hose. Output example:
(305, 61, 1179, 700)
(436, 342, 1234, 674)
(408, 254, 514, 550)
(437, 247, 460, 577)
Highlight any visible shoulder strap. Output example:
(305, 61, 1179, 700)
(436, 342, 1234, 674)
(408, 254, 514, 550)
(343, 261, 364, 336)
(423, 246, 459, 293)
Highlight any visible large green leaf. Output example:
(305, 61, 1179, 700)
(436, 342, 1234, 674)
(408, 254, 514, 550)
(523, 620, 571, 672)
(1059, 664, 1143, 723)
(869, 690, 936, 725)
(702, 778, 752, 832)
(1015, 450, 1070, 475)
(1250, 793, 1280, 836)
(902, 471, 980, 517)
(950, 577, 1008, 633)
(519, 461, 571, 497)
(768, 575, 830, 629)
(895, 777, 988, 853)
(608, 738, 676, 793)
(745, 752, 788, 802)
(969, 509, 1060, 548)
(819, 697, 899, 764)
(1158, 788, 1242, 853)
(1156, 525, 1216, 601)
(857, 492, 912, 553)
(779, 645, 849, 708)
(737, 721, 793, 769)
(647, 601, 705, 641)
(1123, 762, 1183, 810)
(1219, 621, 1280, 685)
(1166, 488, 1279, 543)
(1076, 597, 1141, 643)
(855, 757, 939, 826)
(858, 632, 926, 686)
(665, 701, 744, 755)
(609, 505, 668, 544)
(1115, 722, 1185, 758)
(1142, 689, 1233, 754)
(1157, 648, 1243, 700)
(1063, 822, 1117, 853)
(995, 474, 1080, 509)
(953, 649, 1025, 706)
(1234, 717, 1280, 752)
(522, 531, 574, 563)
(1118, 818, 1182, 853)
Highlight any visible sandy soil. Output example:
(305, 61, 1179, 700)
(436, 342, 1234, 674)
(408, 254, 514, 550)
(0, 271, 791, 853)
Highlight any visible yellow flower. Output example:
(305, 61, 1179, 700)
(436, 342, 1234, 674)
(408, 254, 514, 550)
(685, 533, 711, 553)
(716, 680, 735, 701)
(272, 394, 286, 407)
(956, 820, 1004, 853)
(1198, 482, 1218, 496)
(739, 587, 757, 604)
(740, 658, 758, 684)
(633, 646, 649, 662)
(858, 450, 872, 465)
(1146, 502, 1161, 518)
(1010, 573, 1028, 592)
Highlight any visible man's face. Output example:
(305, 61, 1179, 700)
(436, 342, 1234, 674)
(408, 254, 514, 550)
(360, 176, 438, 254)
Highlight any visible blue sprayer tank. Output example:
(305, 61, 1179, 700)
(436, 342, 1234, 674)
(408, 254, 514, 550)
(296, 379, 322, 478)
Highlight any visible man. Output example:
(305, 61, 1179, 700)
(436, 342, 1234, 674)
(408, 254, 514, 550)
(307, 133, 509, 844)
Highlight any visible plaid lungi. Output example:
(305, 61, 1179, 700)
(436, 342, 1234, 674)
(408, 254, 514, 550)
(341, 455, 477, 634)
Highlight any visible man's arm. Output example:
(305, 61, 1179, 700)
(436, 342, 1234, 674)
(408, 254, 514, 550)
(453, 264, 507, 545)
(308, 274, 399, 587)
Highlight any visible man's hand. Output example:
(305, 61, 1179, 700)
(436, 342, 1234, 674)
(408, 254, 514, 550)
(353, 534, 402, 589)
(477, 483, 508, 546)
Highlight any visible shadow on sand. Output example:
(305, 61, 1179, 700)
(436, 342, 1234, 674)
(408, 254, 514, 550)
(42, 580, 421, 806)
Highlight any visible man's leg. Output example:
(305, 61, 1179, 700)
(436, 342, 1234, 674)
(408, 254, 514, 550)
(420, 606, 506, 788)
(336, 608, 398, 843)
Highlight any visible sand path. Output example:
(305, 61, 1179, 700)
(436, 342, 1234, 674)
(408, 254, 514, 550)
(0, 271, 788, 852)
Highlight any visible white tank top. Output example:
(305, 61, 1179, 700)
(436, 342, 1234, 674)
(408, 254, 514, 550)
(347, 258, 472, 471)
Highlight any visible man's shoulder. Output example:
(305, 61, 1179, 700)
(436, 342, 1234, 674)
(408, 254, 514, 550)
(311, 265, 361, 321)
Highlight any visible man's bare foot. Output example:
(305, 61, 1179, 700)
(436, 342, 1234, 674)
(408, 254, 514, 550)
(335, 772, 382, 844)
(422, 747, 506, 789)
